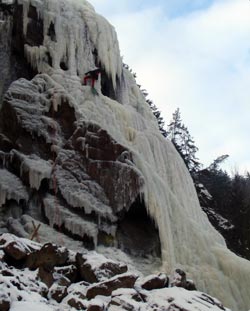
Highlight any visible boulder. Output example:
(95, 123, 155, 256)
(171, 269, 196, 291)
(138, 273, 169, 290)
(112, 288, 145, 303)
(4, 241, 27, 261)
(49, 280, 69, 303)
(0, 294, 10, 311)
(87, 302, 105, 311)
(86, 273, 138, 300)
(25, 243, 69, 270)
(76, 252, 127, 283)
(54, 264, 78, 283)
(67, 297, 86, 310)
(38, 265, 54, 288)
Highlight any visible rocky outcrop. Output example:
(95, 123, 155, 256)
(0, 0, 152, 257)
(171, 269, 197, 291)
(0, 71, 149, 253)
(0, 233, 231, 311)
(1, 1, 250, 311)
(137, 273, 169, 290)
(76, 252, 127, 283)
(86, 273, 138, 299)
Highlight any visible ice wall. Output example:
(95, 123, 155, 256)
(10, 0, 250, 310)
(19, 0, 122, 89)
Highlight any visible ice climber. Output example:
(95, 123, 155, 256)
(83, 68, 102, 88)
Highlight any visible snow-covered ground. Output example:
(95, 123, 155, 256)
(0, 233, 231, 311)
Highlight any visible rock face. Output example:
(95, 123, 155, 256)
(1, 1, 250, 311)
(0, 74, 145, 250)
(0, 0, 160, 259)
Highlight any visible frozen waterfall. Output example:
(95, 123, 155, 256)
(5, 0, 250, 310)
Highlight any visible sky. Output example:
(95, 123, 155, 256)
(90, 0, 250, 174)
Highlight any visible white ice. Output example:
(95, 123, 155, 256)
(11, 150, 52, 190)
(12, 0, 250, 310)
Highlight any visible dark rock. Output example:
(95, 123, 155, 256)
(0, 295, 10, 311)
(26, 5, 44, 46)
(3, 241, 27, 261)
(140, 273, 169, 290)
(171, 269, 196, 291)
(0, 134, 13, 152)
(86, 273, 138, 300)
(49, 282, 68, 303)
(112, 288, 144, 303)
(87, 304, 104, 311)
(54, 264, 78, 283)
(38, 265, 54, 288)
(75, 253, 97, 283)
(26, 243, 69, 270)
(1, 270, 14, 277)
(70, 124, 144, 214)
(108, 296, 135, 310)
(67, 297, 86, 310)
(185, 280, 197, 291)
(76, 253, 127, 283)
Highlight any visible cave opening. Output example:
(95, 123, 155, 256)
(100, 70, 116, 100)
(116, 196, 161, 258)
(60, 60, 68, 71)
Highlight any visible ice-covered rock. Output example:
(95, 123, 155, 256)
(75, 251, 127, 283)
(0, 168, 28, 207)
(0, 1, 250, 310)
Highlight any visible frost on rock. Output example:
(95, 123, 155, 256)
(55, 165, 114, 221)
(0, 168, 28, 207)
(11, 150, 52, 190)
(43, 194, 99, 246)
(0, 0, 250, 310)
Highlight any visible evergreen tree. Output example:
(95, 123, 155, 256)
(166, 108, 200, 174)
(208, 155, 229, 171)
(146, 98, 167, 137)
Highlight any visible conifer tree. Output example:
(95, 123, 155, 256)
(146, 98, 167, 137)
(166, 108, 200, 174)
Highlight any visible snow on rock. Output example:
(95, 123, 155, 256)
(145, 287, 230, 311)
(0, 0, 250, 310)
(0, 232, 40, 253)
(0, 168, 28, 207)
(75, 251, 127, 283)
(0, 234, 232, 311)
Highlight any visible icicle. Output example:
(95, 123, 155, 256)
(9, 1, 250, 310)
(43, 195, 99, 247)
(24, 44, 48, 72)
